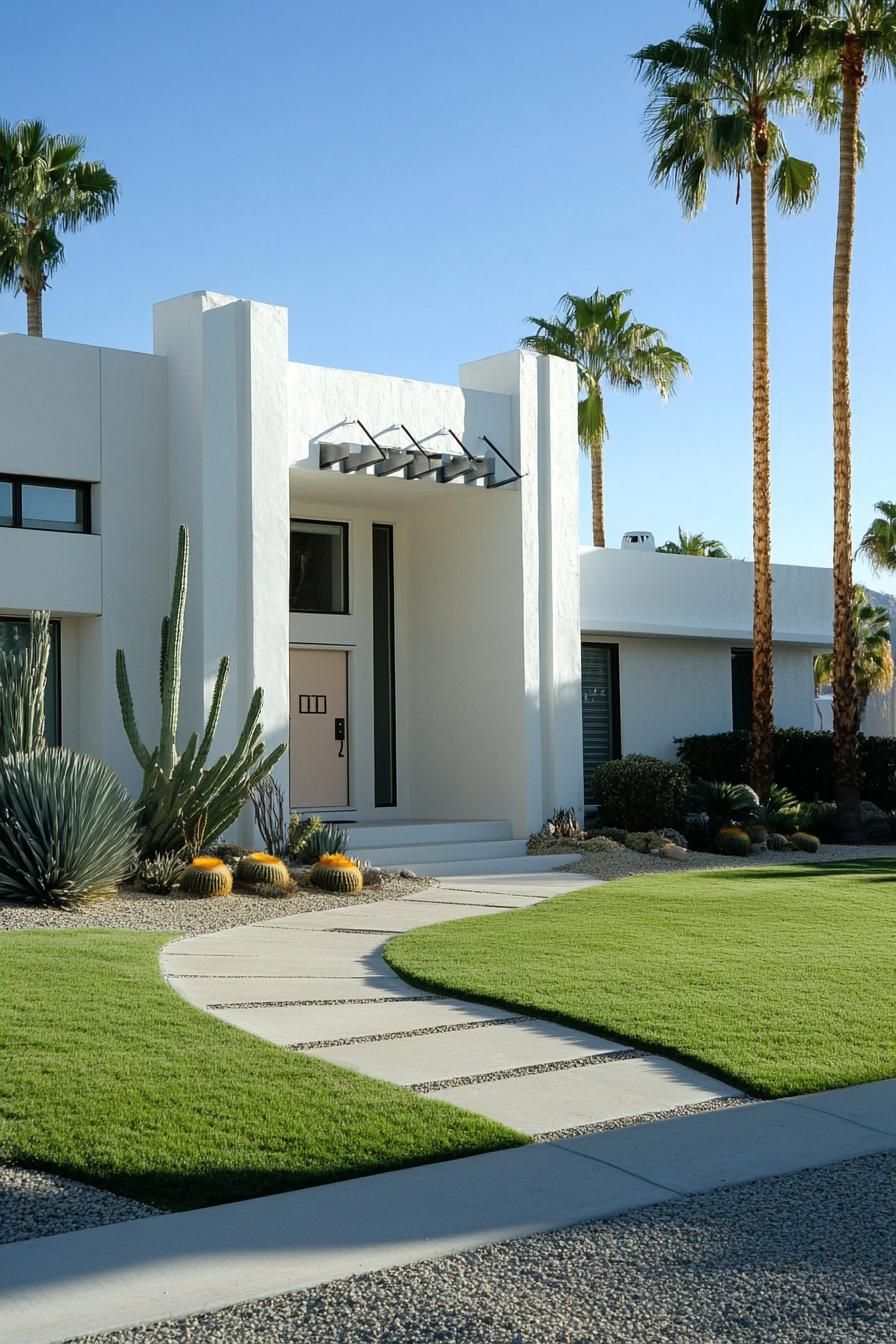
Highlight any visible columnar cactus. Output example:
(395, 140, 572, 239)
(0, 610, 51, 756)
(179, 857, 234, 897)
(116, 525, 286, 856)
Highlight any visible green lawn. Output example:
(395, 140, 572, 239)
(0, 930, 523, 1211)
(385, 861, 896, 1099)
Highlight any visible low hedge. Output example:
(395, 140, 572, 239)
(676, 729, 896, 811)
(592, 754, 689, 832)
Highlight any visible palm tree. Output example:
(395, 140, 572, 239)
(0, 120, 118, 337)
(800, 3, 896, 828)
(657, 528, 731, 556)
(814, 586, 894, 725)
(857, 500, 896, 573)
(521, 288, 690, 547)
(635, 0, 819, 799)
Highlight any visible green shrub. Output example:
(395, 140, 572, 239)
(590, 825, 628, 844)
(676, 729, 896, 811)
(795, 801, 837, 841)
(0, 749, 138, 906)
(623, 831, 669, 854)
(592, 755, 689, 831)
(580, 835, 623, 853)
(763, 784, 801, 834)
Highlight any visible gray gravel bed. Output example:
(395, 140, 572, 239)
(562, 842, 896, 883)
(539, 1094, 753, 1141)
(1, 1165, 157, 1246)
(291, 1015, 525, 1052)
(410, 1049, 645, 1092)
(0, 875, 433, 935)
(70, 1151, 896, 1343)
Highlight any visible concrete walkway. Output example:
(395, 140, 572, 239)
(160, 874, 742, 1135)
(2, 1082, 895, 1344)
(3, 872, 894, 1343)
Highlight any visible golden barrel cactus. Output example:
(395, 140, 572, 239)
(309, 853, 364, 894)
(236, 852, 292, 889)
(179, 856, 233, 897)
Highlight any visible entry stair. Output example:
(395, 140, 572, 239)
(343, 819, 578, 878)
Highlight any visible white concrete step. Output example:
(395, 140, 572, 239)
(345, 819, 513, 848)
(350, 838, 528, 867)
(402, 853, 581, 878)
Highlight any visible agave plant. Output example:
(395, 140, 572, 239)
(302, 823, 351, 863)
(0, 748, 138, 906)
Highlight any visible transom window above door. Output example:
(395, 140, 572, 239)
(290, 520, 349, 614)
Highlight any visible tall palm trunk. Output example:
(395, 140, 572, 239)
(590, 445, 605, 548)
(25, 287, 43, 338)
(831, 37, 863, 832)
(749, 150, 774, 799)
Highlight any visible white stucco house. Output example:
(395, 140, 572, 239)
(0, 289, 862, 873)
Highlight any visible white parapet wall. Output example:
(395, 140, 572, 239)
(580, 547, 836, 763)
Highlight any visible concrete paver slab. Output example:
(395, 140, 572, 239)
(308, 1018, 623, 1086)
(556, 1093, 896, 1193)
(429, 1057, 743, 1135)
(161, 929, 388, 956)
(406, 889, 545, 908)
(213, 998, 518, 1046)
(160, 952, 383, 978)
(428, 874, 595, 897)
(167, 975, 432, 1008)
(261, 901, 505, 932)
(0, 1144, 674, 1344)
(786, 1078, 896, 1136)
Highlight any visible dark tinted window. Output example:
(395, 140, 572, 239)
(0, 481, 11, 526)
(731, 649, 753, 732)
(290, 521, 348, 613)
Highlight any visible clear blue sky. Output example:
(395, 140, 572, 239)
(2, 0, 894, 588)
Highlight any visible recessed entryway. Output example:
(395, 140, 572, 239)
(289, 648, 349, 809)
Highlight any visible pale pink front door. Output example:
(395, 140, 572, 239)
(289, 648, 349, 809)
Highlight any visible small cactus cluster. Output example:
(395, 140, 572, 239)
(766, 832, 790, 851)
(309, 853, 364, 894)
(179, 855, 233, 897)
(716, 826, 752, 857)
(235, 852, 292, 890)
(790, 831, 820, 854)
(137, 850, 184, 894)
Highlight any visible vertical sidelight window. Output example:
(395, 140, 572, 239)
(731, 648, 753, 732)
(372, 524, 396, 807)
(581, 642, 621, 803)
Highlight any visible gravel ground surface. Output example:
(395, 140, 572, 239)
(69, 1151, 896, 1344)
(0, 1165, 157, 1246)
(561, 842, 896, 883)
(0, 874, 433, 934)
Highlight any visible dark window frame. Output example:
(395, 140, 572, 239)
(372, 523, 397, 808)
(0, 473, 92, 534)
(0, 615, 62, 745)
(289, 518, 350, 615)
(581, 640, 622, 805)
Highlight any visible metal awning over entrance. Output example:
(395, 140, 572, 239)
(319, 421, 524, 489)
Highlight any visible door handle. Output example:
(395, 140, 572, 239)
(334, 717, 346, 758)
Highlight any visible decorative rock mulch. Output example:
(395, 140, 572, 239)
(0, 1164, 157, 1245)
(562, 842, 896, 883)
(0, 872, 434, 934)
